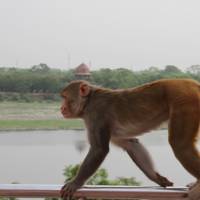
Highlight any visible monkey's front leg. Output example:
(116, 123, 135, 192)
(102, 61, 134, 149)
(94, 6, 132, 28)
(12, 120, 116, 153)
(125, 139, 173, 187)
(61, 146, 109, 199)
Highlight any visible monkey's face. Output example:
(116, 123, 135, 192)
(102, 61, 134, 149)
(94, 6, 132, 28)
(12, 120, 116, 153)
(60, 91, 80, 118)
(60, 81, 91, 118)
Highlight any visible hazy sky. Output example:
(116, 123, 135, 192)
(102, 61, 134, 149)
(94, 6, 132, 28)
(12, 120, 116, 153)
(0, 0, 200, 70)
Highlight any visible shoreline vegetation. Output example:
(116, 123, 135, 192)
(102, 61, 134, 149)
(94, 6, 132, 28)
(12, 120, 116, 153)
(0, 119, 85, 131)
(0, 101, 85, 131)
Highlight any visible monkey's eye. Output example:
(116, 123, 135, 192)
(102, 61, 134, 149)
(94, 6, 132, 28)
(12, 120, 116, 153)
(61, 93, 68, 99)
(60, 93, 66, 98)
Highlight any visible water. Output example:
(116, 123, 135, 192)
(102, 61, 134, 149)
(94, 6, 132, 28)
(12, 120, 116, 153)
(0, 130, 196, 187)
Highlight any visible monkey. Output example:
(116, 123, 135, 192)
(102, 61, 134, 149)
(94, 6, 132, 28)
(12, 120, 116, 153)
(189, 180, 200, 200)
(60, 79, 200, 200)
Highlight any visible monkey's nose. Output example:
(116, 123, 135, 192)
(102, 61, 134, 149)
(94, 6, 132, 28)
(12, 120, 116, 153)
(60, 106, 65, 112)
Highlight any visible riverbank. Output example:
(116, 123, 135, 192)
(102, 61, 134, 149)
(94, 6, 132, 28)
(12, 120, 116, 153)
(0, 101, 85, 131)
(0, 119, 85, 131)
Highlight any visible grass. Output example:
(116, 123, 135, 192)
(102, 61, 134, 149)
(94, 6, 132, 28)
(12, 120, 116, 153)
(0, 101, 60, 120)
(0, 119, 84, 131)
(0, 101, 85, 130)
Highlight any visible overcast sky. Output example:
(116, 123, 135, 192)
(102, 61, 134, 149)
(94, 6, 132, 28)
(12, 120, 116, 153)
(0, 0, 200, 70)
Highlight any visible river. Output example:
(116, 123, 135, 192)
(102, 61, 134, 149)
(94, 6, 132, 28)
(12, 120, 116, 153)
(0, 130, 196, 187)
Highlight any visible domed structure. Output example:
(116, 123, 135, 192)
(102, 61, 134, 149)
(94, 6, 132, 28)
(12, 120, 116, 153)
(75, 63, 91, 80)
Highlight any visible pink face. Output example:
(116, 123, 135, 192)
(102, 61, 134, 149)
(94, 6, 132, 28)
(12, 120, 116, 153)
(60, 92, 74, 118)
(61, 98, 71, 118)
(60, 82, 90, 119)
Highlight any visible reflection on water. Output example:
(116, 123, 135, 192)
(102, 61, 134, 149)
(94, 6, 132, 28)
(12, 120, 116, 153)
(75, 140, 87, 153)
(0, 130, 197, 186)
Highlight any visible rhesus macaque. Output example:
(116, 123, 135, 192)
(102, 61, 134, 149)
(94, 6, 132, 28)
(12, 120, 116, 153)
(60, 79, 200, 200)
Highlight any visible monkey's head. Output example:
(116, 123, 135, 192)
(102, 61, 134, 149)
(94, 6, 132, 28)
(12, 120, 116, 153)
(60, 80, 91, 118)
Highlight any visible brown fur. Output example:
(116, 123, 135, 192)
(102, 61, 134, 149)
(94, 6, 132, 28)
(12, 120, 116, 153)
(60, 79, 200, 200)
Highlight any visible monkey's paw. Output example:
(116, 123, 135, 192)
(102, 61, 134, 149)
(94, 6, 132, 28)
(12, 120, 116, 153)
(155, 173, 173, 187)
(187, 182, 197, 188)
(60, 180, 82, 200)
(188, 180, 200, 200)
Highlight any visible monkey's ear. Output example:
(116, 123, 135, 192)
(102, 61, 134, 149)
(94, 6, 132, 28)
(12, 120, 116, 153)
(79, 83, 90, 97)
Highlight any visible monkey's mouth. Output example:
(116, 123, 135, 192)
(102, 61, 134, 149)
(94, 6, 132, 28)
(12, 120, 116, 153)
(62, 111, 72, 118)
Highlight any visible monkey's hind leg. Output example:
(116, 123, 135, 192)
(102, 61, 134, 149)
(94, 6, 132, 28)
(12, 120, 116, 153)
(111, 138, 173, 187)
(125, 139, 173, 187)
(168, 104, 200, 200)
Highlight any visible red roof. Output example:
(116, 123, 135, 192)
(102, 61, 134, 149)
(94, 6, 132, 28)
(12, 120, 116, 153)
(75, 63, 90, 75)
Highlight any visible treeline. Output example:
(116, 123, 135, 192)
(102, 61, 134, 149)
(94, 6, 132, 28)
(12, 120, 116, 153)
(0, 63, 200, 101)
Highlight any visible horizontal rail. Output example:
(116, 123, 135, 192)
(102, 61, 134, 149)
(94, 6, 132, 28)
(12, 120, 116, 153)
(0, 184, 189, 199)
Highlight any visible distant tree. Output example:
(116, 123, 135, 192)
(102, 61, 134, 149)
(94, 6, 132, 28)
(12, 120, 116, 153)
(187, 65, 200, 75)
(164, 65, 182, 73)
(148, 66, 159, 71)
(92, 68, 140, 89)
(135, 67, 162, 85)
(60, 69, 76, 84)
(0, 65, 199, 101)
(91, 68, 118, 88)
(30, 63, 50, 73)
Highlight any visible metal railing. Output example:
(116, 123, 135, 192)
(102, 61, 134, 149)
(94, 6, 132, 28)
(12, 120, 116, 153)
(0, 184, 189, 199)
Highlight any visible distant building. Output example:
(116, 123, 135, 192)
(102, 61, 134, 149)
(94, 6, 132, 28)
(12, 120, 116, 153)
(75, 63, 91, 80)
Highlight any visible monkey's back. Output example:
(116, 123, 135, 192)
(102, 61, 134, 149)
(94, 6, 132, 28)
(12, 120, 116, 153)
(107, 79, 200, 136)
(161, 79, 200, 106)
